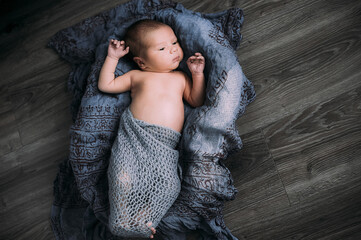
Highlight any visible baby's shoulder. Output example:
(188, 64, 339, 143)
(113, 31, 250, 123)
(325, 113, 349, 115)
(127, 69, 145, 79)
(128, 69, 142, 75)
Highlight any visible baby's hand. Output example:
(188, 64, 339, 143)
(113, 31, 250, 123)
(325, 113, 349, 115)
(187, 53, 205, 74)
(107, 39, 129, 60)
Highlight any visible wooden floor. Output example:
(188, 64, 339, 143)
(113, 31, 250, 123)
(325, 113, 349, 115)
(1, 0, 361, 239)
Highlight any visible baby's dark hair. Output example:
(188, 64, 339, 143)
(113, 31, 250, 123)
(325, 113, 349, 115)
(124, 19, 169, 57)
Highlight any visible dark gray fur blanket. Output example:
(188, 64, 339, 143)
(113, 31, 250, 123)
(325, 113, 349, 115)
(49, 0, 255, 239)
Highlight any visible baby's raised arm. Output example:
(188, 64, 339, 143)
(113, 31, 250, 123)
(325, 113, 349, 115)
(184, 53, 206, 107)
(98, 40, 132, 94)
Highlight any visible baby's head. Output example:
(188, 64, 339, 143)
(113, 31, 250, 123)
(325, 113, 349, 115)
(124, 20, 166, 57)
(124, 19, 184, 72)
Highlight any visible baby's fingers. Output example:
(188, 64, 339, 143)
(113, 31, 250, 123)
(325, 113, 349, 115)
(188, 53, 204, 61)
(110, 39, 118, 45)
(194, 53, 204, 61)
(188, 57, 204, 64)
(110, 39, 127, 50)
(117, 40, 126, 49)
(187, 56, 195, 61)
(113, 40, 122, 48)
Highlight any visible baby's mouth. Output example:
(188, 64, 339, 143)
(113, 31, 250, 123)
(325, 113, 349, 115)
(172, 56, 180, 62)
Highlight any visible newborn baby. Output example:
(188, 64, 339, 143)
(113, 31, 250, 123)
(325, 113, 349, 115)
(98, 19, 205, 238)
(99, 19, 205, 132)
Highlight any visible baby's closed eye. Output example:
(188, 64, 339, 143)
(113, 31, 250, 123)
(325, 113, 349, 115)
(158, 41, 177, 50)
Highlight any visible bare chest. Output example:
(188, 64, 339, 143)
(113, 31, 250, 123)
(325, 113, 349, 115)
(132, 72, 185, 96)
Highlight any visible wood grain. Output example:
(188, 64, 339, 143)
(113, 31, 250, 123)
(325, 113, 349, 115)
(223, 130, 288, 212)
(236, 0, 361, 135)
(0, 86, 22, 155)
(223, 130, 290, 238)
(227, 182, 361, 240)
(225, 86, 361, 239)
(264, 86, 361, 204)
(0, 129, 70, 239)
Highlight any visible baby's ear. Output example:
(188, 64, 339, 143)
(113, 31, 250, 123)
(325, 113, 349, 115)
(133, 57, 146, 70)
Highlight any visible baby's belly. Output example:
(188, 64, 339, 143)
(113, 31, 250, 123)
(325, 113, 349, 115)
(129, 99, 184, 133)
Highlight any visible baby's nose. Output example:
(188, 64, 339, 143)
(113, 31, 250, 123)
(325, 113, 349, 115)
(171, 46, 177, 53)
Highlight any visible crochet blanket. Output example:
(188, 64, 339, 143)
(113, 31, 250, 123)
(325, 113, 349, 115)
(49, 0, 255, 239)
(108, 108, 181, 237)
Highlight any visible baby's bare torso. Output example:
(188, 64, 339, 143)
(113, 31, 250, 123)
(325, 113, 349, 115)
(129, 70, 186, 133)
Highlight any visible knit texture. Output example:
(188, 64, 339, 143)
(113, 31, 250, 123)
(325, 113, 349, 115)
(107, 108, 181, 237)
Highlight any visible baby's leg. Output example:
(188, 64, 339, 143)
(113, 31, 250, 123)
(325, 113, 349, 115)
(116, 170, 131, 189)
(146, 222, 156, 239)
(113, 171, 132, 228)
(115, 172, 156, 237)
(134, 207, 156, 238)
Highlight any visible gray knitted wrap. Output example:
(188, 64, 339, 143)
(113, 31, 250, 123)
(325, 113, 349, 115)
(108, 108, 181, 237)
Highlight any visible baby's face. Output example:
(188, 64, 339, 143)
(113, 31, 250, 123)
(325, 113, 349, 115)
(139, 26, 184, 72)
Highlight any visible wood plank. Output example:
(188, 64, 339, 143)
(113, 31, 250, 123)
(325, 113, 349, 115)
(0, 0, 59, 33)
(227, 178, 361, 239)
(226, 86, 361, 238)
(263, 86, 361, 204)
(0, 86, 22, 155)
(1, 129, 69, 211)
(223, 129, 288, 212)
(7, 61, 71, 119)
(223, 129, 290, 238)
(0, 110, 22, 155)
(264, 86, 361, 158)
(236, 0, 361, 135)
(0, 168, 56, 239)
(0, 0, 129, 88)
(0, 129, 69, 239)
(5, 59, 73, 145)
(15, 100, 72, 146)
(1, 14, 74, 148)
